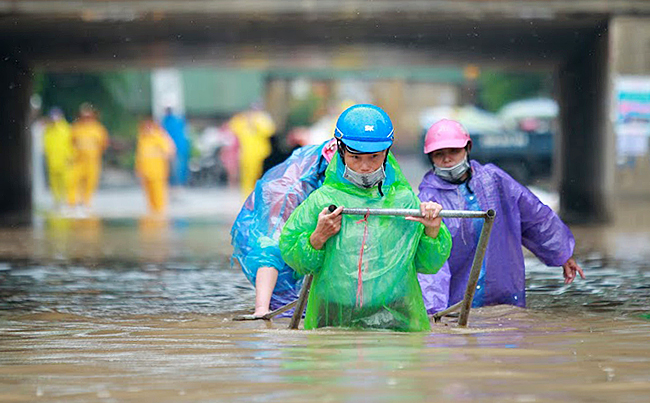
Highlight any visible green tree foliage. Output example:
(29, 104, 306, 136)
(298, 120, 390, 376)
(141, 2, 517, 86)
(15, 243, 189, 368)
(285, 92, 323, 132)
(36, 71, 140, 169)
(478, 71, 553, 112)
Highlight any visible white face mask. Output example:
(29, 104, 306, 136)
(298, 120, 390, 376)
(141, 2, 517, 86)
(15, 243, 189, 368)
(343, 164, 386, 189)
(434, 158, 470, 183)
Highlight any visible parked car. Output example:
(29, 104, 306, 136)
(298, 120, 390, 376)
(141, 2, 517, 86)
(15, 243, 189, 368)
(419, 100, 557, 184)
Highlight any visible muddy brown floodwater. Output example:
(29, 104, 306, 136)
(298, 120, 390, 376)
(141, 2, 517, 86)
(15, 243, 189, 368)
(1, 213, 649, 402)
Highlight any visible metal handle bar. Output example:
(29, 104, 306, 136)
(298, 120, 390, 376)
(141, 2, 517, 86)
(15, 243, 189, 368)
(328, 204, 495, 218)
(329, 205, 494, 219)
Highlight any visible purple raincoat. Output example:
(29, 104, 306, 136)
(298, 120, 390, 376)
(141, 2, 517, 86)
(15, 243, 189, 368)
(418, 160, 575, 309)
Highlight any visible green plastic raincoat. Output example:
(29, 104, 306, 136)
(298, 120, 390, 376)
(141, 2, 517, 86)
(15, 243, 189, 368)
(280, 152, 452, 332)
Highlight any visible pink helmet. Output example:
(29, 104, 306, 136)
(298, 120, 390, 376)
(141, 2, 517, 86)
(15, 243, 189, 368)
(423, 119, 472, 154)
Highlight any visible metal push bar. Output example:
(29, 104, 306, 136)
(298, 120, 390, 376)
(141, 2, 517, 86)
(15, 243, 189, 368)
(286, 206, 496, 329)
(336, 207, 490, 220)
(232, 299, 298, 321)
(432, 207, 496, 326)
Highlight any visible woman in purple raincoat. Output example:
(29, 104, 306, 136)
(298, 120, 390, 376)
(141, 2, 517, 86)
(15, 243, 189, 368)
(417, 119, 585, 311)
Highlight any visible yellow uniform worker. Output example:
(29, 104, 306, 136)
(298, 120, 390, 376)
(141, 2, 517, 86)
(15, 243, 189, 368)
(228, 110, 275, 196)
(69, 107, 109, 207)
(135, 120, 175, 214)
(43, 111, 74, 206)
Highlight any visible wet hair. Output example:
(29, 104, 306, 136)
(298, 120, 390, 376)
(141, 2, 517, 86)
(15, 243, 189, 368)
(336, 140, 363, 155)
(428, 144, 472, 165)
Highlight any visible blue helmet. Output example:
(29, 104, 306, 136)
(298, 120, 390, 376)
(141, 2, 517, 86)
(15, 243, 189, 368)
(334, 104, 394, 153)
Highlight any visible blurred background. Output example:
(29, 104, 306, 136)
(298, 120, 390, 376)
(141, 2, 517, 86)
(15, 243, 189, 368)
(0, 0, 647, 229)
(30, 62, 559, 200)
(0, 0, 647, 262)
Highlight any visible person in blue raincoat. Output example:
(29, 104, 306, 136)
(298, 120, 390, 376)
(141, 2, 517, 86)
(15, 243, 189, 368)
(161, 107, 190, 188)
(279, 104, 452, 331)
(231, 138, 338, 317)
(418, 119, 585, 311)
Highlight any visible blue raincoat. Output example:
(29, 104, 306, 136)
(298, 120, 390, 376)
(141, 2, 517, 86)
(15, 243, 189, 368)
(418, 160, 575, 310)
(162, 113, 190, 186)
(230, 141, 332, 310)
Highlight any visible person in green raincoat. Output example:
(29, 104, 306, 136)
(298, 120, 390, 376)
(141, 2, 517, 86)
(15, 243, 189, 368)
(279, 104, 452, 332)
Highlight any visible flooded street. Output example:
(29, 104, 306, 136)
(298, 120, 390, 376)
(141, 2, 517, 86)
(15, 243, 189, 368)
(3, 1, 650, 400)
(2, 307, 649, 403)
(1, 189, 650, 402)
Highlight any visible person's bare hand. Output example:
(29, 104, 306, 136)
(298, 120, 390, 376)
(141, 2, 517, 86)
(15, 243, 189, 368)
(309, 205, 343, 250)
(562, 257, 585, 284)
(406, 201, 443, 238)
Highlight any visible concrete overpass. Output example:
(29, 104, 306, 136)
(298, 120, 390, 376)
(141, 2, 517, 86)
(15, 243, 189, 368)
(2, 1, 650, 224)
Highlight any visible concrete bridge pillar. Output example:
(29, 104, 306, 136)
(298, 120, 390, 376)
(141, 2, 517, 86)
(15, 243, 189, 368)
(0, 58, 33, 225)
(557, 24, 615, 223)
